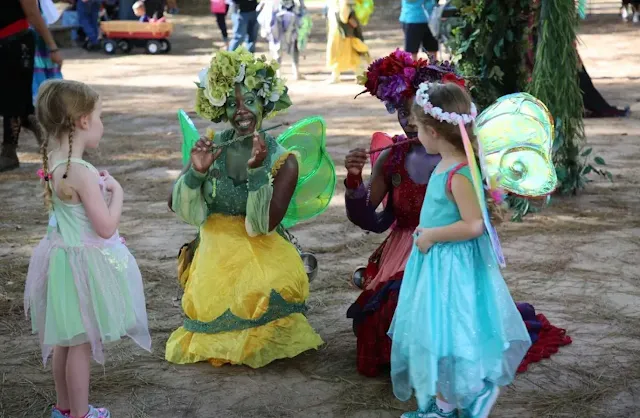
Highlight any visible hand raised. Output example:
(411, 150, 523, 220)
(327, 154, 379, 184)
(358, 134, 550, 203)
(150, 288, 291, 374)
(247, 132, 267, 169)
(191, 136, 222, 174)
(345, 148, 368, 176)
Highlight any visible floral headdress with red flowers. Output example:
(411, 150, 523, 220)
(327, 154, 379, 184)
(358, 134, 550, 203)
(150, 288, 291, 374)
(356, 49, 466, 113)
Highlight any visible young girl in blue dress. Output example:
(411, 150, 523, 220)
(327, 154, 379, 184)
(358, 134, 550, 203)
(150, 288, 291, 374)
(388, 81, 531, 418)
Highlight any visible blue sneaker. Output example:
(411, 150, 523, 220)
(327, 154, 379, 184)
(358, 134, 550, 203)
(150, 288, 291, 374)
(465, 383, 499, 418)
(51, 407, 68, 418)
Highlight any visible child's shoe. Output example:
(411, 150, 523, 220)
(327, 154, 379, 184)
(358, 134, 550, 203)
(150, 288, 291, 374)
(465, 382, 499, 418)
(51, 406, 69, 418)
(84, 406, 111, 418)
(401, 398, 458, 418)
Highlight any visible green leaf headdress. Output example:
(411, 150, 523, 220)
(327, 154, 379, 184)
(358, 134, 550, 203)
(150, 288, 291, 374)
(194, 47, 292, 123)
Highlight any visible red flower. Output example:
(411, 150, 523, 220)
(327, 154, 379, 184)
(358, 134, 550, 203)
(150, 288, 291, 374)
(442, 72, 466, 87)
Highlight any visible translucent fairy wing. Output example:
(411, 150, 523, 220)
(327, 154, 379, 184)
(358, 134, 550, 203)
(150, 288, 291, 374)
(475, 93, 557, 198)
(460, 122, 506, 268)
(178, 109, 200, 167)
(369, 132, 393, 168)
(353, 0, 374, 26)
(278, 116, 336, 229)
(369, 132, 393, 208)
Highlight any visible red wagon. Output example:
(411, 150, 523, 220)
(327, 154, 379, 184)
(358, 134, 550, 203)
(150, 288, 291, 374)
(100, 21, 174, 54)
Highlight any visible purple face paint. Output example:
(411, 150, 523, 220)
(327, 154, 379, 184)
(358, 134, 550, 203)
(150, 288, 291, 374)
(405, 144, 441, 185)
(397, 104, 417, 138)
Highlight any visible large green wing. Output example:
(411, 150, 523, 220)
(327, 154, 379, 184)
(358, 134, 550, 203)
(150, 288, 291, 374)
(278, 116, 336, 229)
(178, 109, 200, 166)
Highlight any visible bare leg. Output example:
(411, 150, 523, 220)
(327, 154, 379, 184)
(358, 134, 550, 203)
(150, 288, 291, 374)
(292, 45, 303, 80)
(53, 346, 70, 411)
(411, 52, 418, 61)
(66, 343, 91, 418)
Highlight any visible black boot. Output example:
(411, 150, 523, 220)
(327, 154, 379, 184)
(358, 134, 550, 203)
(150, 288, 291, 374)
(22, 114, 44, 145)
(0, 143, 19, 172)
(1, 116, 21, 172)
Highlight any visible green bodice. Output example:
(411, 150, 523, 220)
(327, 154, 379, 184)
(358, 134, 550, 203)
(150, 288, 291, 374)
(201, 129, 282, 217)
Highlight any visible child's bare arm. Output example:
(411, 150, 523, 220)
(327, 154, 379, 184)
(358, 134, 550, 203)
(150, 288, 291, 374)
(73, 167, 123, 239)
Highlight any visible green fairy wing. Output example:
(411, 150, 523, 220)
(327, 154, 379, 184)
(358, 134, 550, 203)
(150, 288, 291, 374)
(278, 116, 336, 229)
(354, 0, 374, 26)
(475, 92, 558, 197)
(178, 109, 200, 167)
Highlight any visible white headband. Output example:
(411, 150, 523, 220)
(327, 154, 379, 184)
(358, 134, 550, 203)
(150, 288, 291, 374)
(415, 82, 477, 125)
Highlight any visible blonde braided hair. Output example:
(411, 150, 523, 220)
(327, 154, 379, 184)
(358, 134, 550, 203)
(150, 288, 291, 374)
(35, 80, 99, 207)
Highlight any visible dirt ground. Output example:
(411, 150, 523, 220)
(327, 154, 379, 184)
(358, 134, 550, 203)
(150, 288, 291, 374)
(1, 9, 639, 418)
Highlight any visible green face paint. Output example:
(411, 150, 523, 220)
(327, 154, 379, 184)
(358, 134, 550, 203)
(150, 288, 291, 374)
(226, 84, 264, 137)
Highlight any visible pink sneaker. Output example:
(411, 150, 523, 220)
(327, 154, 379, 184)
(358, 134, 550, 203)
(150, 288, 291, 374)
(84, 406, 111, 418)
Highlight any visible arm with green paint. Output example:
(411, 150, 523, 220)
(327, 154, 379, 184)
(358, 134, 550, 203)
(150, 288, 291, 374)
(245, 135, 298, 236)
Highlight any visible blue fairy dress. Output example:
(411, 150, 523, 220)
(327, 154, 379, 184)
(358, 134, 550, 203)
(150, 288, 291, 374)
(388, 163, 531, 410)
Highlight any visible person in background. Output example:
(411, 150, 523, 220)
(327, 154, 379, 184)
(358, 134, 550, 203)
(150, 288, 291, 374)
(228, 0, 259, 52)
(76, 0, 101, 50)
(325, 0, 370, 83)
(211, 0, 231, 50)
(32, 0, 63, 105)
(144, 0, 165, 18)
(133, 1, 150, 22)
(1, 0, 63, 172)
(166, 0, 179, 14)
(400, 0, 438, 60)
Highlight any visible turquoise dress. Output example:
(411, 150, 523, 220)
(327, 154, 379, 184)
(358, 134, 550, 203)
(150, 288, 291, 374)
(388, 163, 531, 410)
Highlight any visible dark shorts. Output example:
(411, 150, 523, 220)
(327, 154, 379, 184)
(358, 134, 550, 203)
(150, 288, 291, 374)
(403, 22, 438, 54)
(0, 30, 35, 117)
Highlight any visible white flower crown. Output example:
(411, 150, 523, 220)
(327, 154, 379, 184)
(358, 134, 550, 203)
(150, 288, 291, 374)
(415, 82, 478, 125)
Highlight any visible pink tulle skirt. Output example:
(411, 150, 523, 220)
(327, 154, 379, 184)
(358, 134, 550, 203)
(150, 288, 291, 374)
(24, 231, 151, 365)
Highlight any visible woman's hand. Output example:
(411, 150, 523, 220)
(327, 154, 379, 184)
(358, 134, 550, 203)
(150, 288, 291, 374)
(191, 136, 222, 174)
(414, 227, 434, 254)
(247, 133, 267, 169)
(345, 148, 367, 177)
(50, 49, 63, 66)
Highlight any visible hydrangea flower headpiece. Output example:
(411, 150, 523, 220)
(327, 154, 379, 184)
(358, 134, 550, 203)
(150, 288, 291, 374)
(415, 82, 478, 125)
(356, 49, 466, 113)
(195, 47, 292, 123)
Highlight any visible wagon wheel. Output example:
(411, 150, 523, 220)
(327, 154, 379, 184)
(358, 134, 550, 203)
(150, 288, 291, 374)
(103, 39, 117, 55)
(160, 39, 172, 54)
(118, 40, 132, 53)
(146, 40, 161, 55)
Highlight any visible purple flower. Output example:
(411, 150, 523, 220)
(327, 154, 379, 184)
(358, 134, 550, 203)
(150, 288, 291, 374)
(378, 74, 408, 108)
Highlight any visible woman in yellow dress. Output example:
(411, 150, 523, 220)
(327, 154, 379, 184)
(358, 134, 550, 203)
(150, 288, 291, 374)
(326, 0, 371, 83)
(165, 48, 323, 368)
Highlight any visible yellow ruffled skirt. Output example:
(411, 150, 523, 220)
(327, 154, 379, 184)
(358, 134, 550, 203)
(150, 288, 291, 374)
(165, 214, 323, 368)
(326, 23, 370, 73)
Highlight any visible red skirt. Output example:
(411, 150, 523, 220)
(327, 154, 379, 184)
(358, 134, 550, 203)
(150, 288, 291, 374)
(347, 266, 572, 377)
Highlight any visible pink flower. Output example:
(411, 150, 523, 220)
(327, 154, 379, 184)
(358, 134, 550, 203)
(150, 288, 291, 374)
(37, 168, 45, 179)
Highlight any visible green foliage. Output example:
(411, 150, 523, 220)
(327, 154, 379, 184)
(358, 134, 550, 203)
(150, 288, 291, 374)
(507, 195, 540, 222)
(448, 0, 531, 109)
(527, 0, 587, 195)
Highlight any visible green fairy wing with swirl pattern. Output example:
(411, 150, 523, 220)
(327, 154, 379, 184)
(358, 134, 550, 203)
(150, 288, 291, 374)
(277, 116, 336, 229)
(475, 93, 558, 197)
